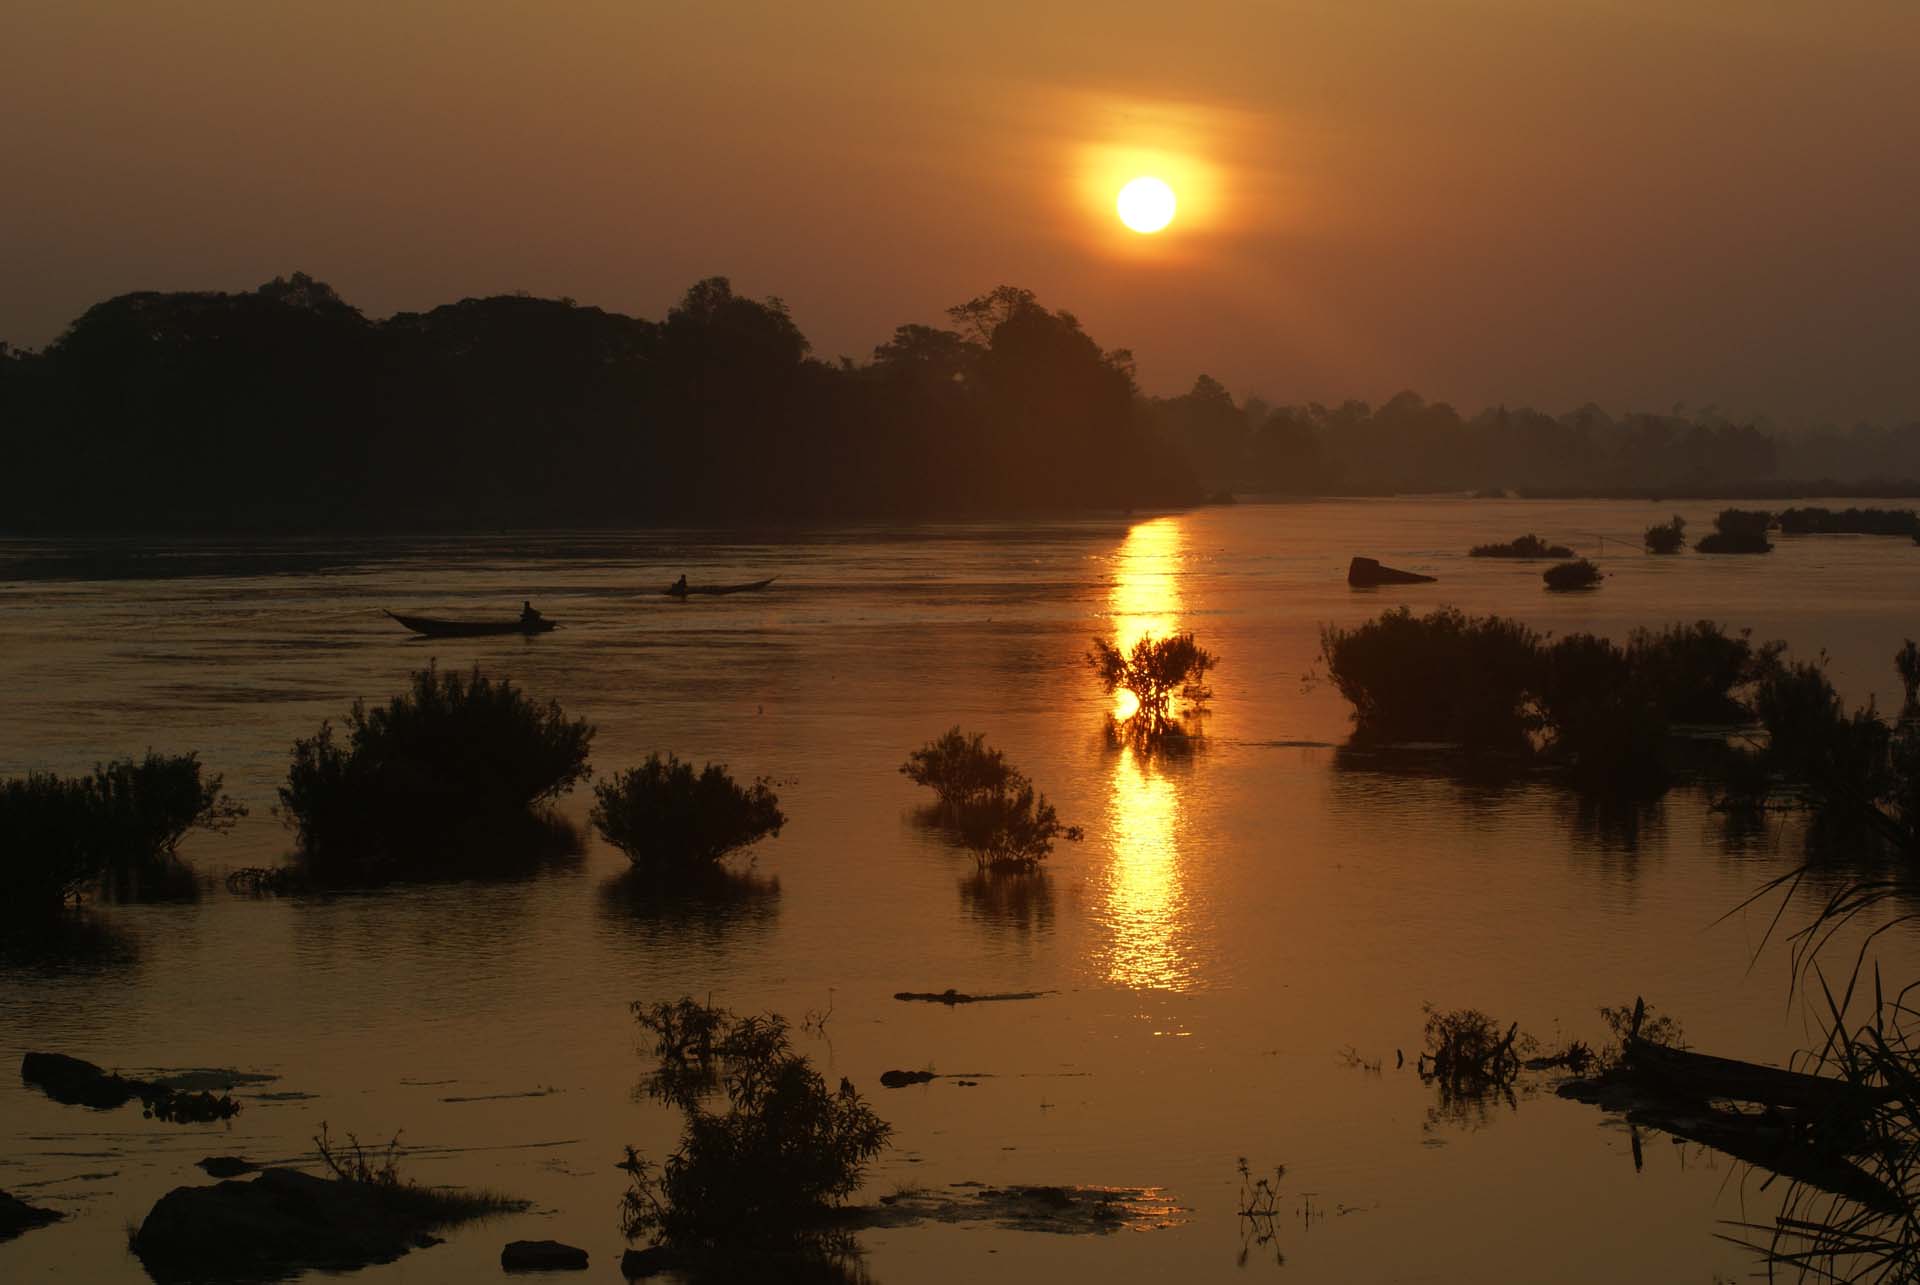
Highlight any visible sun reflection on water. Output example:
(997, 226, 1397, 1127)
(1098, 517, 1194, 991)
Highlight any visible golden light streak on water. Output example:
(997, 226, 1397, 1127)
(1098, 516, 1192, 990)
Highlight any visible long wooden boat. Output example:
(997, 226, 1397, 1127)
(385, 610, 557, 638)
(662, 576, 778, 598)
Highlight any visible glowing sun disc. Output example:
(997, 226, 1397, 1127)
(1116, 176, 1177, 234)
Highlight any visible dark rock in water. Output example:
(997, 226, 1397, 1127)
(622, 1245, 682, 1278)
(22, 1050, 240, 1122)
(1019, 1185, 1074, 1209)
(132, 1168, 432, 1276)
(197, 1156, 257, 1178)
(1347, 556, 1437, 587)
(21, 1051, 142, 1108)
(892, 988, 1046, 1004)
(879, 1069, 937, 1088)
(502, 1238, 589, 1270)
(0, 1189, 63, 1241)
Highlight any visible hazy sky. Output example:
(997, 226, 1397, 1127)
(4, 1, 1916, 422)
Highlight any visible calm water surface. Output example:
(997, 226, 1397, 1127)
(3, 498, 1919, 1282)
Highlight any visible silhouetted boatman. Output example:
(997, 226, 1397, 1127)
(521, 600, 543, 626)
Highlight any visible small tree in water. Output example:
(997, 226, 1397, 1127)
(899, 728, 1010, 811)
(900, 729, 1079, 869)
(1088, 632, 1217, 739)
(620, 998, 890, 1257)
(592, 755, 785, 873)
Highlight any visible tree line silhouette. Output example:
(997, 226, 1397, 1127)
(3, 272, 1915, 530)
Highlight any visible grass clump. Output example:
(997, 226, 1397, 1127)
(314, 1122, 524, 1224)
(278, 663, 593, 882)
(620, 998, 891, 1256)
(1696, 507, 1774, 553)
(591, 754, 785, 873)
(1644, 514, 1687, 554)
(1470, 533, 1573, 559)
(1, 753, 243, 916)
(1088, 632, 1216, 741)
(1320, 606, 1543, 749)
(1543, 558, 1602, 591)
(900, 729, 1081, 871)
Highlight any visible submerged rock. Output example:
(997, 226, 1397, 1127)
(879, 1069, 937, 1088)
(1347, 556, 1437, 587)
(21, 1051, 242, 1122)
(0, 1189, 63, 1242)
(197, 1156, 257, 1178)
(21, 1051, 142, 1108)
(892, 989, 1047, 1005)
(502, 1238, 589, 1270)
(132, 1168, 449, 1277)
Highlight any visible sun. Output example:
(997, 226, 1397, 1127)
(1116, 176, 1177, 234)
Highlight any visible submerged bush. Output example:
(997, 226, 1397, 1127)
(900, 730, 1080, 870)
(1625, 621, 1762, 724)
(1643, 514, 1687, 554)
(1470, 533, 1573, 559)
(621, 999, 891, 1254)
(1898, 640, 1920, 720)
(591, 755, 785, 873)
(1537, 635, 1668, 789)
(1542, 558, 1602, 591)
(278, 663, 593, 882)
(899, 728, 1011, 810)
(1, 753, 243, 916)
(1695, 507, 1774, 554)
(1319, 606, 1543, 748)
(1087, 632, 1216, 739)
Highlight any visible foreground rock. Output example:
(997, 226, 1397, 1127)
(1347, 556, 1437, 587)
(0, 1189, 62, 1242)
(502, 1238, 588, 1270)
(131, 1167, 515, 1277)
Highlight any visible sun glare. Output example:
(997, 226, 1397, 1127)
(1116, 176, 1177, 234)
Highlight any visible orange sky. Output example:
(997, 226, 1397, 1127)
(3, 0, 1916, 422)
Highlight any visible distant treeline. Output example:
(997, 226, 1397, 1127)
(3, 273, 1917, 531)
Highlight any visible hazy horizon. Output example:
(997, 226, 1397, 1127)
(4, 1, 1917, 422)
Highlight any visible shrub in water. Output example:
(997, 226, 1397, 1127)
(591, 754, 784, 872)
(1469, 533, 1573, 559)
(949, 775, 1082, 871)
(898, 728, 1011, 811)
(1, 753, 243, 916)
(620, 999, 890, 1253)
(1542, 558, 1602, 591)
(1624, 620, 1763, 724)
(279, 663, 593, 881)
(1319, 606, 1543, 748)
(1695, 507, 1773, 553)
(1537, 635, 1668, 788)
(1644, 515, 1687, 554)
(1087, 632, 1216, 738)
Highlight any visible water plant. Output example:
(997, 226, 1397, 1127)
(1543, 558, 1602, 591)
(1319, 606, 1543, 748)
(901, 731, 1080, 870)
(899, 728, 1011, 811)
(1644, 514, 1687, 554)
(620, 998, 891, 1255)
(591, 754, 785, 873)
(1470, 533, 1574, 558)
(278, 663, 593, 882)
(1696, 507, 1774, 554)
(1087, 631, 1216, 740)
(1, 752, 244, 916)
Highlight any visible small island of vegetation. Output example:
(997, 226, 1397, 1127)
(278, 663, 594, 883)
(1470, 534, 1574, 559)
(1694, 508, 1774, 554)
(1643, 515, 1687, 553)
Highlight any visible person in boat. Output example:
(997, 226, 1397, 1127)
(520, 600, 543, 625)
(671, 574, 688, 594)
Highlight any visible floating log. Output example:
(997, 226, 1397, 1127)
(1347, 556, 1437, 587)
